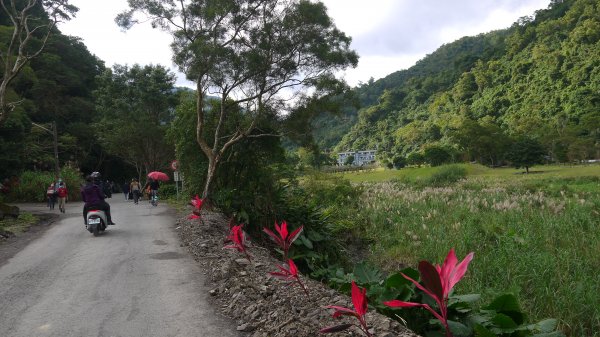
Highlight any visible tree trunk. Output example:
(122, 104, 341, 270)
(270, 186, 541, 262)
(0, 81, 10, 125)
(202, 155, 219, 201)
(525, 166, 530, 174)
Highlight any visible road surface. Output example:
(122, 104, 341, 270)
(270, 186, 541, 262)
(0, 198, 239, 337)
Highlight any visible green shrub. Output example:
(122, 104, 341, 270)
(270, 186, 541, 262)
(160, 183, 177, 199)
(423, 144, 452, 167)
(424, 164, 467, 186)
(8, 166, 83, 202)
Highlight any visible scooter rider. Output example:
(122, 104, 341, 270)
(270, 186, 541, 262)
(81, 174, 116, 226)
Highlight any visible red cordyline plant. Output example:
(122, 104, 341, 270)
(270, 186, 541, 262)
(269, 259, 309, 297)
(263, 220, 303, 260)
(384, 248, 474, 337)
(224, 224, 252, 261)
(187, 195, 204, 220)
(320, 281, 372, 337)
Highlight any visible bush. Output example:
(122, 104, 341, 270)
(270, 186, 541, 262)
(8, 166, 83, 202)
(160, 183, 177, 199)
(392, 156, 406, 169)
(424, 164, 467, 186)
(406, 152, 425, 166)
(423, 145, 452, 167)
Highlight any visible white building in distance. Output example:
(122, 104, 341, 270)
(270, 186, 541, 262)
(337, 150, 377, 166)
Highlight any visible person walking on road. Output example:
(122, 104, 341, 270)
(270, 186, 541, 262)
(130, 178, 141, 204)
(57, 182, 68, 213)
(122, 182, 130, 201)
(46, 182, 57, 210)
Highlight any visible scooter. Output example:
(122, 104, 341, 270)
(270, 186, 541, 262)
(86, 209, 107, 236)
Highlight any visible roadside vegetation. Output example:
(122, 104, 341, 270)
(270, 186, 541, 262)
(337, 163, 600, 183)
(0, 212, 38, 235)
(326, 163, 600, 336)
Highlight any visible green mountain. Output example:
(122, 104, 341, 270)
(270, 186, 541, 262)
(317, 0, 599, 165)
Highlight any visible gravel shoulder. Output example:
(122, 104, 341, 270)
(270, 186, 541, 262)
(177, 210, 420, 337)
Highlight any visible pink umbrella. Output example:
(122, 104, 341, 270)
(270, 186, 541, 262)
(147, 171, 169, 181)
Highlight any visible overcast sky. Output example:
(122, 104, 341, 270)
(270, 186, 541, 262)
(59, 0, 550, 88)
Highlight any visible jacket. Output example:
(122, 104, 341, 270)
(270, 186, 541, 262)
(57, 187, 68, 198)
(81, 183, 104, 206)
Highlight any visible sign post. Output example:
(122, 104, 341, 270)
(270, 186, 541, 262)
(171, 160, 180, 199)
(174, 171, 181, 199)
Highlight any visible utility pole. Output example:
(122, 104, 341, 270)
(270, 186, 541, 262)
(52, 121, 59, 179)
(31, 121, 60, 179)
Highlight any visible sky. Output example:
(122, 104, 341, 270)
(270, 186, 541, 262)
(58, 0, 550, 88)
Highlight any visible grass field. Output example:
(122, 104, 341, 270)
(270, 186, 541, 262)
(337, 163, 600, 183)
(339, 164, 600, 336)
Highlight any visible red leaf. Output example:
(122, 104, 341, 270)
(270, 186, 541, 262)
(448, 251, 474, 293)
(263, 227, 284, 247)
(401, 272, 442, 309)
(324, 305, 359, 318)
(225, 225, 249, 254)
(276, 220, 289, 240)
(191, 195, 203, 209)
(383, 300, 423, 308)
(439, 248, 457, 294)
(418, 261, 444, 303)
(320, 323, 353, 333)
(287, 259, 298, 276)
(288, 225, 304, 245)
(351, 281, 368, 316)
(420, 303, 447, 324)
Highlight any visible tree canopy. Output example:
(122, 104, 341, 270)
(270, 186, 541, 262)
(94, 64, 178, 179)
(118, 0, 358, 199)
(0, 0, 78, 125)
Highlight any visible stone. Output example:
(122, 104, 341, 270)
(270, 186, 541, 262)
(236, 323, 256, 332)
(235, 258, 251, 265)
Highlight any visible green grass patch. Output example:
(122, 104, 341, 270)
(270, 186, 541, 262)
(0, 212, 38, 235)
(354, 174, 600, 337)
(336, 163, 600, 183)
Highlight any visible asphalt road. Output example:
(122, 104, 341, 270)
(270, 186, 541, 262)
(0, 198, 239, 337)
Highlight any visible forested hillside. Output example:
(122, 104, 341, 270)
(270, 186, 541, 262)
(0, 5, 107, 178)
(320, 0, 599, 166)
(0, 2, 177, 182)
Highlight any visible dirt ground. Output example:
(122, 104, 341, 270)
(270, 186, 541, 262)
(176, 210, 420, 337)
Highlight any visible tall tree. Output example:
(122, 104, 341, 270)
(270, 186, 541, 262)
(0, 0, 77, 125)
(94, 64, 177, 179)
(117, 0, 358, 200)
(508, 136, 546, 173)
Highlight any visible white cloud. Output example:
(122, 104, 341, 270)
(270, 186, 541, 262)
(321, 0, 550, 85)
(58, 0, 193, 87)
(59, 0, 551, 88)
